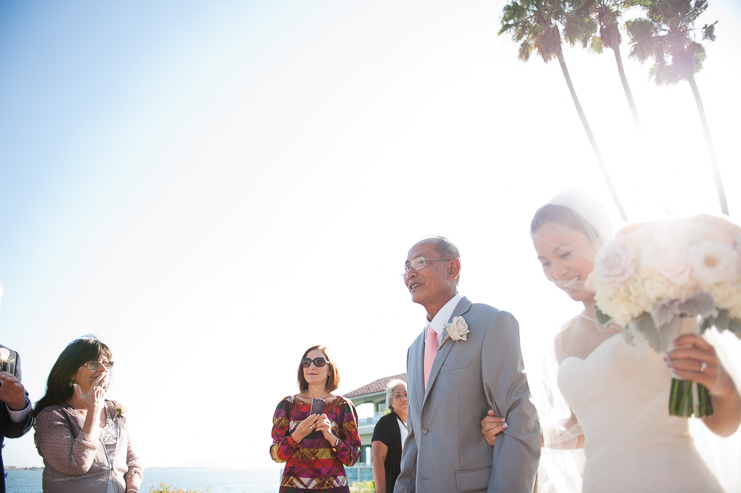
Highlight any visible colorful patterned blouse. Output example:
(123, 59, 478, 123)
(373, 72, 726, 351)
(271, 395, 361, 493)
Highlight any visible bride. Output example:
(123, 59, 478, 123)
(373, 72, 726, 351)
(482, 192, 741, 492)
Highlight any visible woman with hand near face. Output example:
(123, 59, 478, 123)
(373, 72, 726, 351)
(270, 345, 361, 493)
(33, 337, 142, 493)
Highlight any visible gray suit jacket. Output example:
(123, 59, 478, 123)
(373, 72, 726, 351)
(394, 297, 540, 493)
(1, 346, 34, 493)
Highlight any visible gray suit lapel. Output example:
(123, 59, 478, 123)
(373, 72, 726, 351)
(423, 297, 473, 403)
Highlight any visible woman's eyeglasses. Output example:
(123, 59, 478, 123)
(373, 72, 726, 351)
(301, 357, 328, 368)
(83, 361, 114, 371)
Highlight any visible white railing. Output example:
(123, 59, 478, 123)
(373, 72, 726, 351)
(357, 411, 388, 428)
(345, 465, 374, 484)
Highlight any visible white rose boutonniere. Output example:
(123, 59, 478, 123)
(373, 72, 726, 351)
(0, 348, 14, 372)
(114, 402, 130, 420)
(438, 316, 469, 349)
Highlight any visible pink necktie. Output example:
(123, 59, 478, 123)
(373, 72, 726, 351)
(423, 325, 438, 390)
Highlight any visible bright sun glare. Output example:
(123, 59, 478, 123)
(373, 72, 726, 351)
(0, 0, 739, 470)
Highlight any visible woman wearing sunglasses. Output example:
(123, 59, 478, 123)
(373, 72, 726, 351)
(33, 337, 142, 493)
(271, 345, 361, 492)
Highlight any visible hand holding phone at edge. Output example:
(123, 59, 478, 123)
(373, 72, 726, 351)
(314, 413, 336, 444)
(291, 414, 320, 444)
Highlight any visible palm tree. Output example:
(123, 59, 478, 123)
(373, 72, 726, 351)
(564, 0, 641, 127)
(500, 0, 628, 220)
(627, 0, 728, 214)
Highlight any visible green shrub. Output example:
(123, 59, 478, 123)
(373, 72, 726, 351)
(350, 480, 375, 493)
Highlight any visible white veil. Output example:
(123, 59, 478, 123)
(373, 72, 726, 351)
(691, 327, 741, 492)
(531, 328, 585, 493)
(548, 189, 618, 245)
(530, 189, 741, 492)
(530, 189, 617, 493)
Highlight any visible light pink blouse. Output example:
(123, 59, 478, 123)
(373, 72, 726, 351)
(34, 400, 142, 493)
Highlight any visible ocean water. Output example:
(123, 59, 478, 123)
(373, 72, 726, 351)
(5, 468, 281, 493)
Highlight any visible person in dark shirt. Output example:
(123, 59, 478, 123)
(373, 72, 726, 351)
(371, 380, 408, 493)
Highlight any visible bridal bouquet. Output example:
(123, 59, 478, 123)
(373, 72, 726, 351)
(589, 214, 741, 417)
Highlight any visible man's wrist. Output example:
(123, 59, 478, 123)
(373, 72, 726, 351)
(7, 398, 31, 422)
(8, 397, 30, 411)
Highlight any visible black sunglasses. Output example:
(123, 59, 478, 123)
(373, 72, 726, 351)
(301, 357, 328, 368)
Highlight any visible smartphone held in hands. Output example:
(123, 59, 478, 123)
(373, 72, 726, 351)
(310, 398, 325, 415)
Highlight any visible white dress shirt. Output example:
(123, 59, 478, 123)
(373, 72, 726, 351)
(424, 293, 463, 346)
(7, 398, 31, 422)
(397, 416, 408, 444)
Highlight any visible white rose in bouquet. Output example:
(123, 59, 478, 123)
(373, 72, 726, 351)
(689, 241, 737, 287)
(592, 237, 638, 287)
(641, 235, 692, 285)
(691, 213, 741, 243)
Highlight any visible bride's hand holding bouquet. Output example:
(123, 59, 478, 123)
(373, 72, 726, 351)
(667, 333, 741, 436)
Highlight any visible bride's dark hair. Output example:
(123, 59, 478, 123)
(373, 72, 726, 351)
(530, 203, 601, 244)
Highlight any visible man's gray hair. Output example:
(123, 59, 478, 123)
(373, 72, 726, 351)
(386, 379, 407, 411)
(430, 236, 460, 260)
(426, 236, 461, 285)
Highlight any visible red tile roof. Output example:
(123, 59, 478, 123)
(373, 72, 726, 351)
(344, 373, 407, 398)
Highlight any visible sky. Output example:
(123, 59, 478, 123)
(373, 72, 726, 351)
(1, 0, 740, 470)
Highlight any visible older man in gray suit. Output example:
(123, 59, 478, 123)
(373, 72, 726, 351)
(394, 237, 540, 493)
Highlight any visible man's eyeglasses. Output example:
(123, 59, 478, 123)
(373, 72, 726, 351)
(401, 256, 451, 278)
(83, 361, 114, 371)
(301, 357, 328, 368)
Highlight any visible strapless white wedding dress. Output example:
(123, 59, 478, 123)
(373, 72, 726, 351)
(558, 334, 723, 492)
